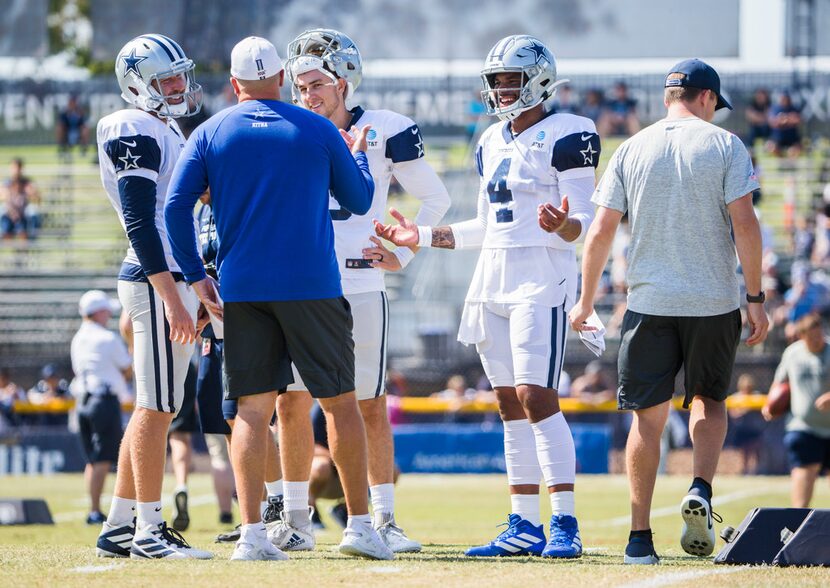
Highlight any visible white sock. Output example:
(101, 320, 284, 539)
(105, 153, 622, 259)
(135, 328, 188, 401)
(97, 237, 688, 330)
(240, 522, 267, 543)
(265, 479, 283, 498)
(370, 483, 395, 518)
(107, 496, 135, 525)
(174, 484, 187, 494)
(504, 419, 543, 486)
(283, 480, 309, 514)
(136, 501, 163, 527)
(550, 491, 575, 516)
(511, 494, 541, 526)
(530, 412, 576, 488)
(347, 513, 372, 529)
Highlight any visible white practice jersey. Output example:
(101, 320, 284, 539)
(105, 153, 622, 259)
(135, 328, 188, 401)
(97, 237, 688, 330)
(97, 108, 187, 274)
(330, 107, 450, 295)
(456, 112, 600, 329)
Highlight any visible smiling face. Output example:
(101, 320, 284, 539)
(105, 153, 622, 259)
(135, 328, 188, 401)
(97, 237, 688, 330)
(154, 72, 187, 105)
(295, 69, 346, 120)
(490, 72, 523, 109)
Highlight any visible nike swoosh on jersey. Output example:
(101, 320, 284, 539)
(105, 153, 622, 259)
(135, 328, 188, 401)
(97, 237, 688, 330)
(411, 128, 419, 134)
(120, 140, 137, 147)
(580, 134, 592, 142)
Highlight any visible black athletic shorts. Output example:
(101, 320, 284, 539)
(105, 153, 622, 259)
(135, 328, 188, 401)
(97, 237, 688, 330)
(169, 363, 200, 433)
(223, 297, 355, 400)
(77, 393, 123, 464)
(617, 309, 741, 410)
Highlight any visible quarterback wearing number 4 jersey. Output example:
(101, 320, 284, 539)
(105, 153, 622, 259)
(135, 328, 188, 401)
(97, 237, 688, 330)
(266, 29, 450, 556)
(376, 35, 599, 559)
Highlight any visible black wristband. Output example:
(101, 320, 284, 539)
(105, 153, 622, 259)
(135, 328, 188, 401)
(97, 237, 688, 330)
(746, 292, 765, 304)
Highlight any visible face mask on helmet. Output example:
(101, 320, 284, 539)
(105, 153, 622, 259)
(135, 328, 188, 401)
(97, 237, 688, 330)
(116, 35, 203, 119)
(286, 29, 362, 98)
(479, 35, 568, 122)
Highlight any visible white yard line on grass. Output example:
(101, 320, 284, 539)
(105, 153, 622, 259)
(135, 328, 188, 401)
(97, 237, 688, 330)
(53, 493, 215, 523)
(70, 563, 124, 573)
(367, 566, 402, 574)
(614, 566, 749, 588)
(587, 488, 766, 528)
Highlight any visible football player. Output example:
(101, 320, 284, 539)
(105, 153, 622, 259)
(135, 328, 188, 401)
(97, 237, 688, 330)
(272, 29, 450, 554)
(375, 35, 600, 559)
(94, 34, 212, 560)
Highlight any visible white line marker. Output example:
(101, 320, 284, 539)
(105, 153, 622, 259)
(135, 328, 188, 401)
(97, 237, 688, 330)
(614, 566, 749, 588)
(367, 566, 402, 574)
(70, 563, 124, 573)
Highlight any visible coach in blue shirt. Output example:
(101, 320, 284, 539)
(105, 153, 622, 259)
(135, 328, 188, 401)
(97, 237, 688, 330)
(164, 37, 389, 561)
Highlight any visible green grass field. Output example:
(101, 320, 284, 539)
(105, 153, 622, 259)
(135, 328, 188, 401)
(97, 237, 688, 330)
(1, 473, 829, 587)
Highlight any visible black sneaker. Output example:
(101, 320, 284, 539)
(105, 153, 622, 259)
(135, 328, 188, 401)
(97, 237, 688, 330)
(86, 511, 106, 525)
(172, 490, 189, 532)
(624, 535, 660, 565)
(328, 501, 348, 529)
(311, 507, 325, 531)
(219, 512, 233, 525)
(262, 495, 284, 525)
(215, 524, 241, 543)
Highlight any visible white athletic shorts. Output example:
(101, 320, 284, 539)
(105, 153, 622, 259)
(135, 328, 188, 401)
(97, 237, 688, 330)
(287, 290, 388, 401)
(117, 279, 199, 414)
(476, 301, 568, 389)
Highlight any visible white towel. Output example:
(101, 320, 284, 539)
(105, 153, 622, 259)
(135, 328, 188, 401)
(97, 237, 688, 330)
(457, 302, 487, 346)
(578, 310, 606, 357)
(208, 281, 225, 340)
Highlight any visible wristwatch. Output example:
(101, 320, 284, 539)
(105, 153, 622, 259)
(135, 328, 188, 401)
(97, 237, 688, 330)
(746, 292, 766, 304)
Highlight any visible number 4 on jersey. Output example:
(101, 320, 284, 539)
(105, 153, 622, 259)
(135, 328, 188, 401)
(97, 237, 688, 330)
(487, 158, 513, 223)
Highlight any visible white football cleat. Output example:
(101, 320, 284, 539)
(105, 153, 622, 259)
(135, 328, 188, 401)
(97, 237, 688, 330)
(131, 521, 213, 560)
(375, 516, 422, 553)
(231, 539, 289, 561)
(339, 522, 394, 560)
(267, 510, 316, 552)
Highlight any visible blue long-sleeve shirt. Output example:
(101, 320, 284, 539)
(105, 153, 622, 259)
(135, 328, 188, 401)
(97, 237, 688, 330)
(164, 99, 374, 302)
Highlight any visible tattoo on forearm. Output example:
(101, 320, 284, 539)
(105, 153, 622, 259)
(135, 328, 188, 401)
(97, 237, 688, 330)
(432, 226, 455, 249)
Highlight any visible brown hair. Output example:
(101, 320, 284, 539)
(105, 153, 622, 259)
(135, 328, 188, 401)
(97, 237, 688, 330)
(664, 73, 704, 104)
(797, 312, 823, 335)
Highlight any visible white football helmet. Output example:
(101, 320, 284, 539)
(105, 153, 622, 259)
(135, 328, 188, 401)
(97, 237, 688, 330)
(480, 35, 567, 122)
(115, 34, 202, 118)
(285, 28, 362, 102)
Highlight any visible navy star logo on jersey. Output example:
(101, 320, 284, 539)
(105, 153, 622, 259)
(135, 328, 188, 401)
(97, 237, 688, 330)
(122, 48, 148, 78)
(580, 141, 597, 165)
(118, 147, 142, 170)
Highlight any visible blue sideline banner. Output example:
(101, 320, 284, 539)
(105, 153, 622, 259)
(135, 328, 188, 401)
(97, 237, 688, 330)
(0, 431, 87, 475)
(393, 423, 611, 474)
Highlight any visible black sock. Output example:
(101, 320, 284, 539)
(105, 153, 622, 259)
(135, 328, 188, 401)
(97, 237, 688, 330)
(629, 529, 653, 543)
(688, 477, 713, 502)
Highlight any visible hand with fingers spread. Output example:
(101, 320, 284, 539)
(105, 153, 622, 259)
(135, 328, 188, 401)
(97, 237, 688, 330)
(374, 207, 420, 247)
(340, 124, 372, 155)
(362, 236, 402, 271)
(538, 195, 570, 233)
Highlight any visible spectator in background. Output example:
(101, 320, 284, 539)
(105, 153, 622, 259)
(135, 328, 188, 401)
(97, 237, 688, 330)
(432, 374, 479, 421)
(27, 363, 71, 426)
(571, 361, 616, 405)
(0, 367, 26, 427)
(56, 95, 89, 160)
(70, 290, 132, 524)
(551, 85, 580, 115)
(1, 158, 41, 241)
(744, 88, 771, 150)
(597, 82, 640, 138)
(727, 373, 765, 474)
(793, 215, 815, 262)
(778, 262, 830, 333)
(768, 91, 802, 157)
(765, 313, 830, 507)
(580, 88, 604, 124)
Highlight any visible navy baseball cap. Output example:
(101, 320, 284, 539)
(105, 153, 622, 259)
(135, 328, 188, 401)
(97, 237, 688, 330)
(665, 58, 731, 110)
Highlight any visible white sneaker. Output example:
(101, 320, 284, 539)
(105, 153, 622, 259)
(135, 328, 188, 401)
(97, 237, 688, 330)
(231, 539, 288, 561)
(376, 517, 422, 553)
(267, 510, 316, 551)
(680, 494, 719, 557)
(339, 522, 395, 560)
(131, 521, 213, 560)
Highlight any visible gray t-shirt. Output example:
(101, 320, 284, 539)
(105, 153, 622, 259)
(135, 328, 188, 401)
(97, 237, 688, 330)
(592, 117, 759, 316)
(773, 338, 830, 438)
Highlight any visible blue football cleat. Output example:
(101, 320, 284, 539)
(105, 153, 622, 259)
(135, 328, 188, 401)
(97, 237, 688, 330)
(542, 514, 583, 558)
(465, 514, 546, 557)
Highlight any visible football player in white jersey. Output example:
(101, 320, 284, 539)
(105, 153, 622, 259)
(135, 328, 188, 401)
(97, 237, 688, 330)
(376, 35, 600, 559)
(94, 34, 212, 560)
(268, 29, 450, 554)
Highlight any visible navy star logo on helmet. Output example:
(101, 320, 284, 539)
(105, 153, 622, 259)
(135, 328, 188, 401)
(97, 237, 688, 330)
(522, 42, 548, 64)
(122, 48, 148, 78)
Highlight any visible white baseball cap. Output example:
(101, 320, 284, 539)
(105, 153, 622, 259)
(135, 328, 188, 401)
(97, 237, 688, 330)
(79, 290, 120, 317)
(231, 36, 283, 81)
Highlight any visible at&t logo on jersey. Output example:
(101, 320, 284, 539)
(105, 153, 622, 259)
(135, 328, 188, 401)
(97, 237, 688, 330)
(531, 130, 546, 150)
(366, 128, 382, 150)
